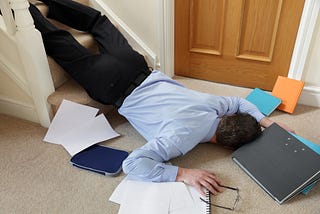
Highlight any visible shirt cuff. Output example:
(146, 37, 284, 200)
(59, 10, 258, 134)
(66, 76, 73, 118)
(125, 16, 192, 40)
(252, 111, 265, 122)
(162, 164, 179, 182)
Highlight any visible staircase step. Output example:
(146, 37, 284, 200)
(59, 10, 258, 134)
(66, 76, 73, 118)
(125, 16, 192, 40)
(47, 79, 114, 114)
(48, 56, 68, 88)
(47, 79, 92, 109)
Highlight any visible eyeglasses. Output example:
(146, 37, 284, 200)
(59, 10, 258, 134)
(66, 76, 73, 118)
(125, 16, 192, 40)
(200, 184, 240, 211)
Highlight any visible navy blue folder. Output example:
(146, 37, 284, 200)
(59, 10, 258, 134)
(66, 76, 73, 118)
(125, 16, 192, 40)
(70, 145, 129, 176)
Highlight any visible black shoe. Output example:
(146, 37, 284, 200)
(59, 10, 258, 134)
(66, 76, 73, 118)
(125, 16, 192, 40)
(28, 3, 58, 34)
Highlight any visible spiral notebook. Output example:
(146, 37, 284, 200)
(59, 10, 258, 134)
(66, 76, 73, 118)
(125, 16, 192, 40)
(110, 178, 211, 214)
(204, 190, 211, 214)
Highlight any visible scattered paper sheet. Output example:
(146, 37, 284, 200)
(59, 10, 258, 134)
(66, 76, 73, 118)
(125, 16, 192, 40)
(44, 99, 119, 155)
(57, 114, 119, 156)
(169, 182, 203, 214)
(44, 99, 99, 144)
(110, 177, 205, 214)
(118, 180, 171, 214)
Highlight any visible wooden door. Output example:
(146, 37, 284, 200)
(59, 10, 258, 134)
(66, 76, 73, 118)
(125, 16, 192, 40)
(174, 0, 305, 90)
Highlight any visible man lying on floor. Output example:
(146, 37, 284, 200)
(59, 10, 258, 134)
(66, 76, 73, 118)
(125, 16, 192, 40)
(29, 0, 294, 196)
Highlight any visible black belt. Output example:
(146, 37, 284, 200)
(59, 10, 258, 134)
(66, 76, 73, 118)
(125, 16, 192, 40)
(114, 70, 151, 108)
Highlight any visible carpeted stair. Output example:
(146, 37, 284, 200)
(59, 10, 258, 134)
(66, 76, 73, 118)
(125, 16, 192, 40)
(31, 0, 114, 114)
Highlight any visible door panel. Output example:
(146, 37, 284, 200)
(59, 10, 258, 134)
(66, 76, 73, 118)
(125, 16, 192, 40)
(175, 0, 305, 90)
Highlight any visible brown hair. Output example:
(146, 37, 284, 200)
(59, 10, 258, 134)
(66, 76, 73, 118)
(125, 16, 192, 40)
(216, 113, 262, 148)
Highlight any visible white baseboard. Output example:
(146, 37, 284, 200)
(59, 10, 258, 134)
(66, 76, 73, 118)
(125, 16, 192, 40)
(0, 96, 39, 123)
(299, 86, 320, 107)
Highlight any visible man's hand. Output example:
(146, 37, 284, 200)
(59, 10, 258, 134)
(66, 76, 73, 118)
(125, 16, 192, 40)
(176, 167, 223, 197)
(260, 117, 295, 133)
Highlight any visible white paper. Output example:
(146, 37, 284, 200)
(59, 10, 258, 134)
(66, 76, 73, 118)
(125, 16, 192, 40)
(109, 177, 129, 204)
(43, 99, 120, 155)
(58, 114, 120, 156)
(169, 183, 200, 214)
(118, 180, 171, 214)
(110, 178, 205, 214)
(184, 185, 207, 214)
(44, 99, 99, 144)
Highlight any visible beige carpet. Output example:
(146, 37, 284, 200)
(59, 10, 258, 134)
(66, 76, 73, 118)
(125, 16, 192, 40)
(1, 76, 320, 214)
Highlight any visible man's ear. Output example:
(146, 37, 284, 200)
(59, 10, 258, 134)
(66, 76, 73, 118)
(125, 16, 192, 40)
(209, 134, 217, 144)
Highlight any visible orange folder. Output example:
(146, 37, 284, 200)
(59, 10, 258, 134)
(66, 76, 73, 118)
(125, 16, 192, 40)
(271, 76, 304, 114)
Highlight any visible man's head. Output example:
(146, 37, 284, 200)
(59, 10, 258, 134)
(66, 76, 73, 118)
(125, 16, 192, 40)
(215, 113, 262, 149)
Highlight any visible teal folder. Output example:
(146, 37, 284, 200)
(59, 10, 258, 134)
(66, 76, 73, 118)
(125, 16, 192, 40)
(246, 88, 281, 116)
(290, 133, 320, 194)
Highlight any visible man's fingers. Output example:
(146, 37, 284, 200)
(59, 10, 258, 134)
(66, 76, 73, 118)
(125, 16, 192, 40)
(201, 180, 218, 195)
(212, 180, 223, 193)
(204, 177, 223, 193)
(203, 171, 222, 184)
(200, 176, 224, 195)
(200, 171, 223, 192)
(177, 168, 223, 196)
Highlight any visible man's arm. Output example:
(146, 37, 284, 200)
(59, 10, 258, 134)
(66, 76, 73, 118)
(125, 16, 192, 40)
(122, 135, 223, 196)
(122, 137, 182, 182)
(123, 142, 223, 197)
(227, 97, 295, 132)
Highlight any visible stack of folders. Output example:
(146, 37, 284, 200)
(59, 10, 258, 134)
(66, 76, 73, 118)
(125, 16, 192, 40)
(232, 123, 320, 204)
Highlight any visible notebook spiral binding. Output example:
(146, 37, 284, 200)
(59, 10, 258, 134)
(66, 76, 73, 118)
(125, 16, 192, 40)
(205, 189, 211, 214)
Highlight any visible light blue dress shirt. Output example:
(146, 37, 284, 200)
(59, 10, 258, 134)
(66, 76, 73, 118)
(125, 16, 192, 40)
(118, 70, 264, 182)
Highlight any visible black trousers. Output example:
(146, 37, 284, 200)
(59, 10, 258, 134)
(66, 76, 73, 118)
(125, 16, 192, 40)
(29, 0, 150, 106)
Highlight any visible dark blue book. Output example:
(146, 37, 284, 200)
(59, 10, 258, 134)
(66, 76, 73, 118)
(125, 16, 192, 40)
(232, 124, 320, 204)
(246, 88, 281, 116)
(70, 145, 129, 176)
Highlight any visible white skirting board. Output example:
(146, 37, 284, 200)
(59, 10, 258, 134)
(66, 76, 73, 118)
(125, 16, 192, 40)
(0, 96, 39, 123)
(299, 86, 320, 108)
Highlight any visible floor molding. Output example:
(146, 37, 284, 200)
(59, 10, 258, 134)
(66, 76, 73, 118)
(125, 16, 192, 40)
(0, 95, 39, 123)
(300, 86, 320, 107)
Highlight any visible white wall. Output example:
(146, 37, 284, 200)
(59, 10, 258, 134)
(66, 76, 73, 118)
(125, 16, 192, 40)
(101, 0, 160, 56)
(298, 9, 320, 107)
(99, 0, 161, 69)
(303, 12, 320, 87)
